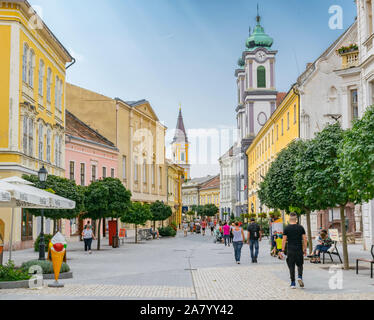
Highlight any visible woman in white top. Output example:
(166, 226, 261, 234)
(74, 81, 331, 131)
(232, 222, 245, 264)
(82, 223, 96, 254)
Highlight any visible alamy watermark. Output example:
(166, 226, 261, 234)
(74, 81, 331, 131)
(329, 5, 344, 30)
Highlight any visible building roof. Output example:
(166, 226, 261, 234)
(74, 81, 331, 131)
(276, 92, 287, 106)
(183, 175, 215, 188)
(245, 9, 273, 51)
(173, 108, 188, 143)
(65, 110, 117, 149)
(200, 175, 220, 191)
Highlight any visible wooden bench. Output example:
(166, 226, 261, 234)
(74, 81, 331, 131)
(356, 245, 374, 279)
(322, 241, 343, 264)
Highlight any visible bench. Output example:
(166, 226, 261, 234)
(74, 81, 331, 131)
(137, 228, 153, 241)
(356, 245, 374, 279)
(322, 241, 343, 264)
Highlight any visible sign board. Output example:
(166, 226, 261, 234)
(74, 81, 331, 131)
(328, 229, 340, 242)
(272, 222, 283, 234)
(119, 228, 126, 238)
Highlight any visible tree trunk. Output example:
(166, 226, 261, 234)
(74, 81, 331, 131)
(135, 225, 138, 244)
(97, 219, 101, 251)
(306, 210, 313, 255)
(153, 220, 156, 231)
(103, 218, 106, 238)
(340, 205, 350, 270)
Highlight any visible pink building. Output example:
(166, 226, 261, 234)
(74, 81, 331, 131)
(64, 110, 119, 238)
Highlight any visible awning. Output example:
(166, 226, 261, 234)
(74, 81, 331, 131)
(0, 177, 75, 209)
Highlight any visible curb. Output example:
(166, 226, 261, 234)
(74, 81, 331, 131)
(0, 280, 31, 289)
(43, 272, 73, 280)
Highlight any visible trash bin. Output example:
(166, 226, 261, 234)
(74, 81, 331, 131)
(112, 235, 119, 248)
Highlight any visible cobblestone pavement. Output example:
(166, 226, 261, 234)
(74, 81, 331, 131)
(1, 231, 374, 300)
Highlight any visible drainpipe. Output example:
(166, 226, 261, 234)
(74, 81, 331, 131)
(66, 57, 76, 70)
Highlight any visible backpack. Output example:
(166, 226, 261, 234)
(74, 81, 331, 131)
(249, 223, 260, 240)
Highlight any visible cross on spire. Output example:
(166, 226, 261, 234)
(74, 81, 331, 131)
(256, 3, 261, 24)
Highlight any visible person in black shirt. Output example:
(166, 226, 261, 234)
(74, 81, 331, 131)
(247, 218, 262, 263)
(281, 213, 307, 289)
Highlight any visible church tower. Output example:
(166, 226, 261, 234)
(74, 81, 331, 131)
(171, 107, 190, 180)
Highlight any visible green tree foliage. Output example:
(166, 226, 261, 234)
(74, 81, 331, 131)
(339, 105, 374, 203)
(23, 174, 85, 232)
(150, 201, 172, 228)
(295, 123, 350, 269)
(83, 178, 131, 250)
(121, 202, 152, 243)
(202, 204, 219, 217)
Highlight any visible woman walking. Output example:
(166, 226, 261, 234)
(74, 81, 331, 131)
(82, 224, 95, 254)
(232, 222, 245, 264)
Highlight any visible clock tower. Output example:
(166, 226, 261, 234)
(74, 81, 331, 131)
(234, 8, 278, 215)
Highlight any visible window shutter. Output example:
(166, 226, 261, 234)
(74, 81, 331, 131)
(257, 66, 266, 88)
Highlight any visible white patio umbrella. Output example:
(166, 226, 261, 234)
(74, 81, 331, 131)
(0, 177, 76, 261)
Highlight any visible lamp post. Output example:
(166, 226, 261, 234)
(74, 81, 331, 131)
(38, 165, 48, 261)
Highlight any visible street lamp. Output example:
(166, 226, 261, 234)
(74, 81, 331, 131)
(38, 165, 48, 261)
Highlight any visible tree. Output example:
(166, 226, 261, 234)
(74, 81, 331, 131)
(23, 174, 85, 234)
(202, 204, 219, 218)
(258, 140, 314, 254)
(84, 178, 131, 250)
(186, 211, 195, 222)
(121, 202, 152, 243)
(339, 105, 374, 204)
(150, 201, 172, 229)
(295, 123, 351, 269)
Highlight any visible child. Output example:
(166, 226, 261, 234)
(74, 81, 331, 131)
(275, 233, 284, 260)
(271, 231, 278, 257)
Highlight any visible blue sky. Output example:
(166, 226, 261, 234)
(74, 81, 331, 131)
(29, 0, 357, 177)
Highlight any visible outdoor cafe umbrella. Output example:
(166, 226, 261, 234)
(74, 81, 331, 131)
(0, 177, 76, 261)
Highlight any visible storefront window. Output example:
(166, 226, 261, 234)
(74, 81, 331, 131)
(21, 209, 33, 241)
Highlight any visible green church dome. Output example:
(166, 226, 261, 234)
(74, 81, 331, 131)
(245, 15, 273, 51)
(237, 57, 245, 68)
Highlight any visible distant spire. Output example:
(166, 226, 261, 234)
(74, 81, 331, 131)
(256, 3, 261, 24)
(173, 107, 188, 143)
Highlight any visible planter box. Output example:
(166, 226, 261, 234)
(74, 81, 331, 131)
(43, 272, 73, 280)
(0, 279, 31, 289)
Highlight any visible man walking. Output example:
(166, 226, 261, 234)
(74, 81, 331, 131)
(247, 218, 261, 263)
(281, 213, 307, 289)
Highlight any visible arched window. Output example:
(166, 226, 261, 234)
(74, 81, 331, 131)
(22, 44, 29, 83)
(46, 129, 51, 163)
(257, 66, 266, 88)
(46, 68, 52, 103)
(28, 49, 35, 88)
(38, 60, 44, 96)
(38, 123, 43, 160)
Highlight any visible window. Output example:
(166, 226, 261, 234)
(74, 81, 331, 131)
(134, 156, 138, 182)
(111, 168, 115, 178)
(46, 129, 51, 163)
(181, 152, 185, 162)
(54, 134, 62, 167)
(38, 123, 43, 160)
(294, 105, 297, 124)
(38, 60, 44, 96)
(54, 135, 59, 166)
(28, 118, 33, 156)
(21, 209, 33, 241)
(159, 166, 162, 188)
(28, 50, 35, 88)
(69, 161, 75, 181)
(287, 112, 290, 130)
(46, 68, 52, 103)
(80, 163, 85, 186)
(102, 167, 107, 178)
(276, 125, 279, 140)
(55, 76, 59, 109)
(23, 116, 28, 154)
(281, 119, 284, 136)
(367, 0, 373, 37)
(257, 66, 266, 88)
(122, 156, 127, 180)
(22, 44, 28, 83)
(351, 89, 358, 121)
(143, 160, 147, 184)
(152, 163, 155, 185)
(91, 165, 97, 182)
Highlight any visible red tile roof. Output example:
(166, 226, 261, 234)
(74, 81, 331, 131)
(66, 110, 116, 148)
(200, 175, 220, 190)
(276, 92, 287, 106)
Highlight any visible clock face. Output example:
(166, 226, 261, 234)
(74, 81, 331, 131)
(256, 51, 266, 62)
(257, 112, 268, 126)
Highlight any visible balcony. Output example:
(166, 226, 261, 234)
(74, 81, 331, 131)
(337, 45, 359, 69)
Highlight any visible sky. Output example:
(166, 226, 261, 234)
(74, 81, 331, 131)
(29, 0, 357, 178)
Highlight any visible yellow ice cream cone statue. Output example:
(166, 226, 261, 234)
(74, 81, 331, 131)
(51, 246, 65, 281)
(48, 232, 67, 288)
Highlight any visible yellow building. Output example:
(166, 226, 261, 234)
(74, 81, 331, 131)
(166, 160, 183, 227)
(199, 175, 220, 208)
(0, 1, 73, 250)
(246, 85, 300, 214)
(66, 84, 168, 206)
